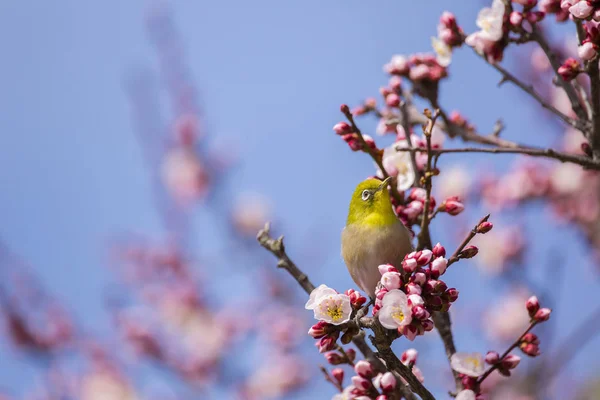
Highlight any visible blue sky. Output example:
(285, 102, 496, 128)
(0, 1, 598, 399)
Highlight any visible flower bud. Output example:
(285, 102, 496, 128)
(308, 321, 329, 338)
(476, 221, 493, 234)
(401, 348, 418, 365)
(386, 93, 401, 107)
(431, 257, 448, 278)
(381, 271, 403, 290)
(376, 287, 389, 300)
(412, 272, 427, 285)
(578, 41, 597, 61)
(389, 76, 402, 92)
(485, 351, 500, 365)
(557, 58, 581, 81)
(340, 104, 350, 114)
(341, 134, 362, 152)
(403, 258, 418, 274)
(333, 122, 352, 135)
(411, 305, 429, 320)
(522, 333, 540, 345)
(443, 288, 459, 302)
(426, 295, 443, 311)
(408, 294, 425, 307)
(332, 368, 344, 385)
(461, 376, 477, 390)
(459, 245, 478, 259)
(363, 134, 376, 150)
(520, 342, 540, 357)
(378, 264, 398, 275)
(354, 360, 374, 379)
(422, 318, 435, 331)
(379, 372, 396, 392)
(424, 279, 446, 295)
(406, 282, 422, 295)
(409, 188, 427, 202)
(509, 11, 523, 28)
(501, 354, 521, 370)
(526, 296, 540, 317)
(351, 376, 372, 391)
(534, 308, 551, 322)
(348, 290, 367, 309)
(526, 11, 545, 23)
(352, 105, 368, 116)
(441, 196, 465, 216)
(416, 249, 433, 266)
(432, 242, 446, 258)
(317, 333, 338, 353)
(325, 352, 345, 365)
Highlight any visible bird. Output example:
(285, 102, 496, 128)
(341, 177, 413, 298)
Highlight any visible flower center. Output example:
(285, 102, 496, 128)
(392, 307, 405, 323)
(466, 356, 481, 369)
(327, 305, 343, 321)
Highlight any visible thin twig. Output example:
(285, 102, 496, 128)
(394, 146, 600, 171)
(417, 109, 440, 251)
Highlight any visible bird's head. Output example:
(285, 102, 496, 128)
(346, 177, 397, 227)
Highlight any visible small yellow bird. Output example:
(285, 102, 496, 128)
(341, 177, 413, 298)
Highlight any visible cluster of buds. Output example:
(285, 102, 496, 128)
(558, 57, 583, 81)
(526, 295, 552, 322)
(332, 360, 398, 399)
(465, 0, 508, 63)
(373, 243, 460, 340)
(481, 351, 521, 378)
(508, 8, 545, 31)
(383, 53, 448, 83)
(333, 106, 377, 152)
(563, 0, 600, 20)
(432, 12, 464, 67)
(579, 22, 600, 61)
(395, 188, 435, 225)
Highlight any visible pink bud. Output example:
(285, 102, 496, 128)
(308, 321, 329, 338)
(350, 291, 367, 309)
(332, 368, 344, 385)
(422, 319, 434, 331)
(378, 264, 397, 275)
(444, 288, 459, 302)
(522, 333, 540, 345)
(578, 41, 597, 61)
(558, 58, 581, 81)
(424, 279, 447, 295)
(569, 0, 595, 19)
(401, 348, 418, 364)
(459, 245, 478, 259)
(416, 250, 433, 266)
(476, 221, 493, 234)
(376, 287, 389, 300)
(379, 372, 397, 392)
(354, 360, 374, 378)
(501, 354, 521, 369)
(412, 272, 427, 285)
(431, 257, 448, 278)
(485, 351, 500, 365)
(510, 11, 524, 27)
(520, 342, 541, 357)
(441, 197, 465, 216)
(409, 187, 427, 202)
(408, 294, 424, 307)
(411, 305, 429, 320)
(381, 271, 403, 290)
(406, 282, 422, 295)
(403, 201, 424, 220)
(526, 11, 545, 23)
(317, 335, 338, 353)
(379, 87, 392, 98)
(352, 105, 368, 116)
(351, 376, 372, 391)
(526, 296, 540, 317)
(340, 104, 350, 114)
(432, 242, 446, 258)
(389, 76, 402, 92)
(462, 376, 477, 390)
(426, 295, 443, 311)
(403, 258, 418, 273)
(333, 122, 352, 135)
(363, 134, 376, 150)
(534, 308, 551, 322)
(325, 352, 345, 365)
(341, 134, 362, 152)
(386, 93, 401, 107)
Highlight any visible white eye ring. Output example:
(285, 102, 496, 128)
(361, 190, 371, 201)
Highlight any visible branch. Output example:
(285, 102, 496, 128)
(257, 223, 434, 400)
(394, 146, 600, 171)
(447, 214, 490, 267)
(586, 59, 600, 158)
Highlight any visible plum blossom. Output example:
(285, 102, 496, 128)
(384, 55, 410, 75)
(381, 144, 416, 192)
(306, 285, 352, 325)
(465, 0, 506, 60)
(378, 289, 412, 329)
(432, 36, 452, 66)
(451, 352, 486, 377)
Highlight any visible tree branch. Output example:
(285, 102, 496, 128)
(256, 223, 435, 400)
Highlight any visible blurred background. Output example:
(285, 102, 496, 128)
(0, 1, 599, 399)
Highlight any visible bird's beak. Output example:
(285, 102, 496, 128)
(377, 176, 392, 191)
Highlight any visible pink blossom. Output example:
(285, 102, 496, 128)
(501, 354, 521, 369)
(378, 290, 412, 329)
(374, 372, 397, 392)
(526, 296, 540, 317)
(534, 308, 552, 321)
(431, 257, 448, 277)
(569, 0, 595, 19)
(354, 360, 374, 378)
(381, 271, 402, 290)
(485, 351, 500, 364)
(578, 41, 598, 60)
(333, 122, 352, 135)
(384, 55, 410, 75)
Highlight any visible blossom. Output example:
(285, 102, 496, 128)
(314, 295, 352, 326)
(432, 36, 452, 66)
(384, 55, 410, 75)
(569, 1, 595, 19)
(305, 284, 337, 310)
(381, 143, 416, 192)
(381, 271, 402, 290)
(378, 289, 412, 329)
(474, 0, 505, 41)
(450, 352, 486, 377)
(456, 390, 477, 400)
(373, 372, 397, 392)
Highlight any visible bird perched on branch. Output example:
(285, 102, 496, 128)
(341, 177, 413, 298)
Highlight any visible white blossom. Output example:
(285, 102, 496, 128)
(307, 285, 352, 325)
(378, 289, 412, 329)
(432, 37, 452, 67)
(456, 390, 477, 400)
(382, 143, 416, 192)
(305, 284, 337, 310)
(450, 352, 486, 377)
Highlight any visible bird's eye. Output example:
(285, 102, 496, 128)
(361, 190, 371, 201)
